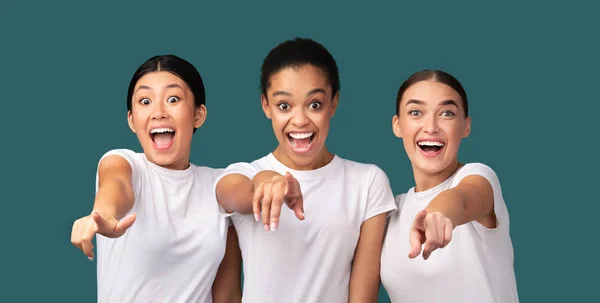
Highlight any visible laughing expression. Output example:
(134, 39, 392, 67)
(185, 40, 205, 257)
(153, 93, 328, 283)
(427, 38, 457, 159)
(128, 71, 206, 170)
(393, 80, 471, 176)
(261, 64, 338, 170)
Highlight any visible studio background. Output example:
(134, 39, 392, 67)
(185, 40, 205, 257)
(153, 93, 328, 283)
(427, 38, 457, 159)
(1, 1, 597, 302)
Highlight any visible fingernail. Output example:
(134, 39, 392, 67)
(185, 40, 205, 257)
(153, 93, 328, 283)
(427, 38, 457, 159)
(270, 222, 278, 231)
(88, 256, 94, 261)
(254, 213, 259, 221)
(263, 224, 269, 231)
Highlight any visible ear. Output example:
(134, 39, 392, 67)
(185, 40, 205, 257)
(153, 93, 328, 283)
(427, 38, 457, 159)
(330, 92, 340, 117)
(194, 104, 207, 129)
(463, 116, 471, 138)
(127, 110, 136, 134)
(261, 95, 272, 119)
(392, 115, 403, 138)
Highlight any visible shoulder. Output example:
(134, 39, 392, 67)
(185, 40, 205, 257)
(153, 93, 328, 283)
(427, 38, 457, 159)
(99, 149, 143, 166)
(97, 149, 145, 171)
(218, 154, 271, 181)
(453, 163, 500, 186)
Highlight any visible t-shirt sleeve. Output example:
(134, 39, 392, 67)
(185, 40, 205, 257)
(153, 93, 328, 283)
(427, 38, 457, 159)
(363, 165, 399, 222)
(454, 163, 510, 233)
(95, 149, 142, 200)
(213, 162, 260, 217)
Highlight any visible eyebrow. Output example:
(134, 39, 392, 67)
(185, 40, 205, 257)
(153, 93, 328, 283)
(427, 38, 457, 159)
(406, 99, 459, 107)
(272, 88, 327, 98)
(134, 83, 184, 94)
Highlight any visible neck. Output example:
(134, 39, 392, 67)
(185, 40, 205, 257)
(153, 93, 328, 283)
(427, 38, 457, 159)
(272, 146, 334, 170)
(150, 152, 191, 171)
(413, 161, 462, 192)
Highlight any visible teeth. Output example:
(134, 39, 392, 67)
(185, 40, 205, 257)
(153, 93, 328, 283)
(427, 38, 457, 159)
(150, 128, 175, 134)
(418, 141, 444, 147)
(289, 132, 313, 139)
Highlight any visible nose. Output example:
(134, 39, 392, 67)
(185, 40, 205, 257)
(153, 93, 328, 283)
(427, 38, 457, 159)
(151, 102, 168, 120)
(423, 114, 439, 134)
(291, 108, 310, 127)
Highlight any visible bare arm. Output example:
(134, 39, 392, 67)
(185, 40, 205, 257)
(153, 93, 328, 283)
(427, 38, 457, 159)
(426, 174, 495, 228)
(70, 155, 136, 260)
(93, 155, 135, 219)
(349, 213, 388, 303)
(212, 226, 243, 303)
(215, 170, 282, 214)
(409, 174, 497, 260)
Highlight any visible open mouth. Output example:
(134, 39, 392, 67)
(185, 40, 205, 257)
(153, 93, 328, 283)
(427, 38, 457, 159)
(287, 132, 315, 152)
(150, 127, 175, 150)
(417, 140, 445, 154)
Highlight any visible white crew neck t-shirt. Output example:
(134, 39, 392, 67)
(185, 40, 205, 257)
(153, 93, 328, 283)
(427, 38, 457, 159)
(95, 149, 231, 303)
(216, 153, 397, 303)
(381, 163, 519, 303)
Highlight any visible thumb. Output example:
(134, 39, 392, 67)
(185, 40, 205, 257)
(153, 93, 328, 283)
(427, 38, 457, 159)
(113, 213, 137, 237)
(291, 196, 305, 221)
(91, 211, 116, 235)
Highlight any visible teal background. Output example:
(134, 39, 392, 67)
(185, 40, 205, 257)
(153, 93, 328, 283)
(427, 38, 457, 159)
(1, 0, 598, 302)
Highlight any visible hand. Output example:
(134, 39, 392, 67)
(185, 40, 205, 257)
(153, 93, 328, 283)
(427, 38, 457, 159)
(70, 211, 136, 261)
(408, 210, 453, 260)
(252, 172, 304, 232)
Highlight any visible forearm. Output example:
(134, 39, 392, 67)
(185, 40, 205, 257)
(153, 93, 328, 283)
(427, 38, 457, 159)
(349, 263, 380, 303)
(425, 189, 468, 227)
(93, 178, 134, 220)
(216, 170, 282, 214)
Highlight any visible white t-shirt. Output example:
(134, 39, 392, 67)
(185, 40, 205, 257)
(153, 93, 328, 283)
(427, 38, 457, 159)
(216, 153, 398, 303)
(380, 163, 519, 303)
(95, 149, 231, 303)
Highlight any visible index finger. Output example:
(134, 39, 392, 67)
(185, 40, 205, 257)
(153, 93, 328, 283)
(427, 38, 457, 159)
(412, 210, 427, 230)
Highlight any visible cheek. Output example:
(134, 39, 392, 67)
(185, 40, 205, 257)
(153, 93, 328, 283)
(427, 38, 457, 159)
(132, 112, 148, 129)
(446, 121, 466, 139)
(271, 113, 288, 129)
(172, 108, 196, 124)
(400, 120, 418, 138)
(313, 113, 330, 131)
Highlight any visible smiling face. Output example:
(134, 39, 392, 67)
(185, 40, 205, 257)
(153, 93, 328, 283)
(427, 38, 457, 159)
(261, 64, 338, 170)
(393, 80, 471, 178)
(128, 71, 206, 170)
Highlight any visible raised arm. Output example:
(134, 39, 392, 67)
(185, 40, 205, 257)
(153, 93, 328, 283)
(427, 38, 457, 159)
(70, 155, 137, 260)
(409, 172, 496, 260)
(216, 170, 305, 231)
(427, 174, 495, 227)
(215, 170, 281, 215)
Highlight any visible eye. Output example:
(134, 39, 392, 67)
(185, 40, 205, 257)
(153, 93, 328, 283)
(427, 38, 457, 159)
(441, 110, 455, 117)
(140, 98, 151, 105)
(309, 101, 322, 110)
(277, 102, 290, 110)
(167, 96, 180, 103)
(408, 110, 422, 116)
